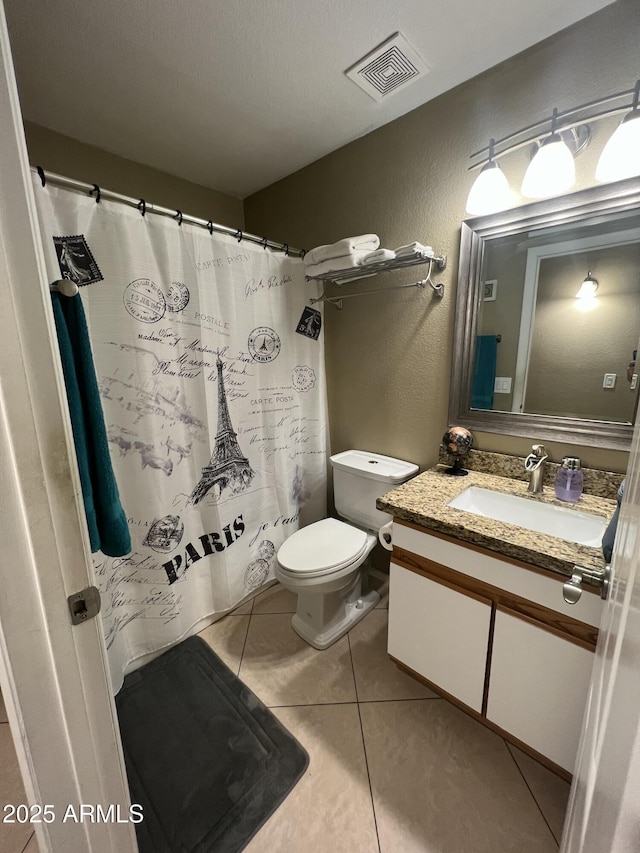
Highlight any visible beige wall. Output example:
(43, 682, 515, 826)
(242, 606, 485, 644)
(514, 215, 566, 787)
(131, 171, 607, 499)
(527, 245, 640, 422)
(478, 238, 528, 413)
(245, 0, 640, 474)
(23, 121, 243, 228)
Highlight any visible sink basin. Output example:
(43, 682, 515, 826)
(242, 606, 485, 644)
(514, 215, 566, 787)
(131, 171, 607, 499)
(447, 486, 606, 547)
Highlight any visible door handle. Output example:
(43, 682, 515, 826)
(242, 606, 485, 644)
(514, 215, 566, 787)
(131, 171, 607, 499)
(563, 564, 611, 604)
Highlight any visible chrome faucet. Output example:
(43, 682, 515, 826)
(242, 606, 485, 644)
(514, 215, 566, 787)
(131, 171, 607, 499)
(525, 444, 549, 494)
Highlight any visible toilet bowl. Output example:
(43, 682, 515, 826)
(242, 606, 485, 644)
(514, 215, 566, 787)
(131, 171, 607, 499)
(275, 450, 418, 649)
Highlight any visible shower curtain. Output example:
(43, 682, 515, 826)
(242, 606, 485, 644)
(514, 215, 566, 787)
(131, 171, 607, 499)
(33, 181, 327, 692)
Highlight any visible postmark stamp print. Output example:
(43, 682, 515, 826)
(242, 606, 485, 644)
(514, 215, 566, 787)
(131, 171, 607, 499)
(244, 558, 269, 590)
(292, 365, 316, 392)
(143, 515, 185, 553)
(124, 279, 167, 323)
(165, 281, 190, 312)
(248, 327, 281, 363)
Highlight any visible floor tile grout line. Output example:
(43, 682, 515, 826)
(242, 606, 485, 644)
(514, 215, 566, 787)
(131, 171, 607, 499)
(504, 739, 561, 846)
(236, 609, 253, 675)
(251, 610, 295, 616)
(357, 695, 442, 705)
(347, 631, 382, 853)
(265, 696, 443, 709)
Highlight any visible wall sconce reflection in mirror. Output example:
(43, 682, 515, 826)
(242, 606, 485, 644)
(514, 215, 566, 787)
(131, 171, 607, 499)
(575, 271, 599, 300)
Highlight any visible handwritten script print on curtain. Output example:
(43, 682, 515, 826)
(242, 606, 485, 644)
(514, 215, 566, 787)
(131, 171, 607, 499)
(34, 181, 327, 691)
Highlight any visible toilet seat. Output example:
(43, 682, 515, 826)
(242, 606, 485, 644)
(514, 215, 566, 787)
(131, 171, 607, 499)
(277, 517, 370, 578)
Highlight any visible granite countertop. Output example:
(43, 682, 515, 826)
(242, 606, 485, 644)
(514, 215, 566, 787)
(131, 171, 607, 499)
(377, 465, 617, 576)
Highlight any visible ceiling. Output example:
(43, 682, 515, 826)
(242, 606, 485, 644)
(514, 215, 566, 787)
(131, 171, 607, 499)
(3, 0, 616, 199)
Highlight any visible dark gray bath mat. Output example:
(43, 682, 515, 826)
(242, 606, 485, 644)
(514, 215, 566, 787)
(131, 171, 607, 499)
(115, 635, 309, 853)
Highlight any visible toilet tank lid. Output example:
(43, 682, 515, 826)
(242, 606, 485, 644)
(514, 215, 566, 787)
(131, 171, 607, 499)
(330, 450, 419, 483)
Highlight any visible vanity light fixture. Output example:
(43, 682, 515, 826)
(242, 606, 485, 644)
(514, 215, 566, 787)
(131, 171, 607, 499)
(466, 80, 640, 216)
(575, 271, 599, 299)
(521, 109, 576, 198)
(465, 139, 514, 215)
(596, 81, 640, 182)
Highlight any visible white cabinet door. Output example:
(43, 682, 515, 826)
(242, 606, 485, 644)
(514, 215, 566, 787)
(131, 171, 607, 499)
(388, 563, 492, 712)
(486, 609, 594, 773)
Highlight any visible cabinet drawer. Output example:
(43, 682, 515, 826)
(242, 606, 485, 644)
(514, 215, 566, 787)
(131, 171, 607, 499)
(486, 608, 594, 773)
(393, 522, 603, 628)
(388, 562, 492, 712)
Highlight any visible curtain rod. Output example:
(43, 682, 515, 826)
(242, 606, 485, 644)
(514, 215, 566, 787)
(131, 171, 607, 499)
(31, 167, 305, 258)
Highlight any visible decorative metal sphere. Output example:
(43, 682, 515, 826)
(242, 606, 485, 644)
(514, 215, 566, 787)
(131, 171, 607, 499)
(442, 426, 473, 459)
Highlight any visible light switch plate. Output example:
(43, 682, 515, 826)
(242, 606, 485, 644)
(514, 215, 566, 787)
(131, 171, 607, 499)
(494, 377, 512, 394)
(603, 373, 617, 389)
(631, 374, 638, 390)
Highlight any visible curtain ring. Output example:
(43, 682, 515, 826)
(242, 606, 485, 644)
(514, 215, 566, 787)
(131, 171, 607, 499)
(262, 237, 268, 250)
(235, 229, 243, 242)
(283, 243, 289, 256)
(90, 184, 101, 203)
(207, 221, 214, 235)
(175, 210, 183, 226)
(138, 199, 146, 217)
(36, 166, 46, 187)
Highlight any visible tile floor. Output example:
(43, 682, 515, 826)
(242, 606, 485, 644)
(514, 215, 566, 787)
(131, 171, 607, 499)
(0, 575, 571, 852)
(0, 691, 37, 852)
(201, 576, 570, 852)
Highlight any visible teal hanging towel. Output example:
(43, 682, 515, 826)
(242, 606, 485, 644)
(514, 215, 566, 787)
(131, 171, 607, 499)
(51, 289, 131, 557)
(471, 335, 498, 410)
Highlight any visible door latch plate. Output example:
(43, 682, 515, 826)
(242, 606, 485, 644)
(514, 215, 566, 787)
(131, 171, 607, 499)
(67, 586, 101, 625)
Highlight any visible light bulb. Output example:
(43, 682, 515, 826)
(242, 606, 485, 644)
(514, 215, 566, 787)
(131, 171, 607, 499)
(596, 111, 640, 182)
(521, 133, 575, 198)
(575, 272, 598, 299)
(465, 160, 513, 215)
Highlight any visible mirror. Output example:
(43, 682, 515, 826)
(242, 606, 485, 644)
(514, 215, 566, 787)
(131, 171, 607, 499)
(450, 178, 640, 450)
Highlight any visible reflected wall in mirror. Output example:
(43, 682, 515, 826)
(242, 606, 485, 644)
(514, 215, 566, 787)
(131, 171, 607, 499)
(450, 178, 640, 450)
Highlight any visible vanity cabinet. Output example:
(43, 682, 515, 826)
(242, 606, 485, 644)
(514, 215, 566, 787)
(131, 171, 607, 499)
(388, 520, 602, 778)
(486, 608, 594, 772)
(388, 564, 491, 712)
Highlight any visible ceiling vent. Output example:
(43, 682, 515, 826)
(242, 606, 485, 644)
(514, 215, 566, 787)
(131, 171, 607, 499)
(345, 33, 430, 102)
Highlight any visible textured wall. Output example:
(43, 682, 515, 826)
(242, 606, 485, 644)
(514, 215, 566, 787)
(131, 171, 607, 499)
(24, 122, 244, 228)
(478, 238, 527, 413)
(244, 0, 640, 474)
(526, 245, 640, 422)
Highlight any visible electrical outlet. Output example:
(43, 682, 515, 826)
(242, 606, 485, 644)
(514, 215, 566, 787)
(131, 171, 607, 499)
(603, 373, 617, 389)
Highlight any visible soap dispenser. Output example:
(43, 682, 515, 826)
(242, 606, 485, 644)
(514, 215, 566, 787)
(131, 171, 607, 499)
(554, 457, 584, 502)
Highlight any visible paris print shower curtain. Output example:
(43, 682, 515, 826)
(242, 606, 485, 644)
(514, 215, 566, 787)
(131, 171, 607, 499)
(33, 180, 327, 692)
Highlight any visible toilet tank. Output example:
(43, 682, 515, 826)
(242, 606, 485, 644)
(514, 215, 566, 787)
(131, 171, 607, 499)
(330, 450, 419, 531)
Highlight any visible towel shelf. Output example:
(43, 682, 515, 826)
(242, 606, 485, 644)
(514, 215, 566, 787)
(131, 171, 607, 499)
(305, 250, 447, 284)
(306, 250, 447, 309)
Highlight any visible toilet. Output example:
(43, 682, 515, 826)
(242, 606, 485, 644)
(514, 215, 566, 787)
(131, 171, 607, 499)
(275, 450, 418, 649)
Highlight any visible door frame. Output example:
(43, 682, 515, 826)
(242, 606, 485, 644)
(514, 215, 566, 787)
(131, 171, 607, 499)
(0, 5, 137, 851)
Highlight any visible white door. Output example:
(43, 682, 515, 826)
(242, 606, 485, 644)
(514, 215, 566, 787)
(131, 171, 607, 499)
(0, 4, 137, 852)
(561, 384, 640, 849)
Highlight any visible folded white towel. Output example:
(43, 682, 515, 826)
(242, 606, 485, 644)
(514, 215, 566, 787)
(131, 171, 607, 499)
(304, 234, 379, 266)
(394, 242, 434, 258)
(304, 250, 370, 278)
(362, 248, 396, 264)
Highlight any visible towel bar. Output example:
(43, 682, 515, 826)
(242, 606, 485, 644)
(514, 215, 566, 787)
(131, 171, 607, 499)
(308, 252, 446, 309)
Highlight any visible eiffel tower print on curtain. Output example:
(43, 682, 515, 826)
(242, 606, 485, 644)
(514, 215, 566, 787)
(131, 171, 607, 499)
(189, 354, 255, 505)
